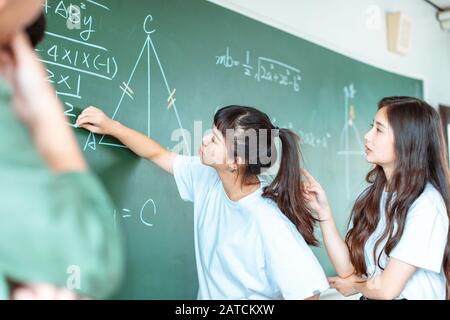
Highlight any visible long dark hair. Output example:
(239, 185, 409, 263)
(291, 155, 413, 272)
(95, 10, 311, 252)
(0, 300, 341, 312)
(214, 105, 319, 246)
(345, 97, 450, 299)
(25, 12, 46, 48)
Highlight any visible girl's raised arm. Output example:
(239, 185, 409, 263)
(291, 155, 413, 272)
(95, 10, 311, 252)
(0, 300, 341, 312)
(76, 106, 176, 174)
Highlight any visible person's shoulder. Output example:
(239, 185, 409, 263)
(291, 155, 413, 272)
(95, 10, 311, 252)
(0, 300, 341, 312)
(247, 193, 293, 230)
(409, 182, 448, 220)
(245, 194, 315, 251)
(175, 155, 202, 165)
(419, 183, 446, 211)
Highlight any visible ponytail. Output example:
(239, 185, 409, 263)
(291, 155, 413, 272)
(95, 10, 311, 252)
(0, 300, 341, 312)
(214, 105, 319, 246)
(262, 128, 319, 246)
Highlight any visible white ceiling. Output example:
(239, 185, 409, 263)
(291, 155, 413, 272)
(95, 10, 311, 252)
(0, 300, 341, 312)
(429, 0, 450, 9)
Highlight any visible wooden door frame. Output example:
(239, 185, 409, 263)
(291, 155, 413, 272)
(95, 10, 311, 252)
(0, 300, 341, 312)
(439, 104, 450, 166)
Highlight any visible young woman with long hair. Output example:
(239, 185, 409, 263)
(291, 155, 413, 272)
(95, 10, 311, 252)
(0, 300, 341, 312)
(304, 97, 449, 300)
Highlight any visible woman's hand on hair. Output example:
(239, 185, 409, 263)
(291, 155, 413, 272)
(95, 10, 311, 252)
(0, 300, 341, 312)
(301, 169, 332, 220)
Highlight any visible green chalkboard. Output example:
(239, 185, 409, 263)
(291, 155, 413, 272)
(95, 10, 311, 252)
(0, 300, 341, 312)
(38, 0, 423, 299)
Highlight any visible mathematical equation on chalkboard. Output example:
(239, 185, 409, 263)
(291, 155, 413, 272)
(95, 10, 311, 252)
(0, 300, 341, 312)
(215, 47, 302, 93)
(39, 0, 117, 129)
(113, 198, 157, 229)
(270, 117, 332, 149)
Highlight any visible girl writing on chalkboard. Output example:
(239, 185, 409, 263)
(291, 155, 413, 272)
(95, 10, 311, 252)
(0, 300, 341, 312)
(303, 97, 449, 300)
(77, 105, 329, 299)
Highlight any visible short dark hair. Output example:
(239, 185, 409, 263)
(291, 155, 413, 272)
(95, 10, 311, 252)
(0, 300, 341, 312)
(25, 12, 46, 48)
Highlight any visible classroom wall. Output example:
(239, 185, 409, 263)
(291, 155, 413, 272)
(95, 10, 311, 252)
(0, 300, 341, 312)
(208, 0, 450, 108)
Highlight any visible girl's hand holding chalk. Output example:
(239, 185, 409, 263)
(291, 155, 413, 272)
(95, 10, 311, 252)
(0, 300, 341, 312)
(76, 106, 120, 136)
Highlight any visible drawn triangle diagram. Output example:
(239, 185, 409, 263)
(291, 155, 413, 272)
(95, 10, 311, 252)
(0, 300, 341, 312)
(337, 105, 365, 155)
(337, 83, 365, 200)
(83, 15, 189, 153)
(337, 84, 365, 156)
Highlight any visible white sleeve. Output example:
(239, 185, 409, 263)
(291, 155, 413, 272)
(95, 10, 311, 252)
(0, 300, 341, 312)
(260, 215, 329, 300)
(390, 196, 449, 273)
(172, 155, 214, 202)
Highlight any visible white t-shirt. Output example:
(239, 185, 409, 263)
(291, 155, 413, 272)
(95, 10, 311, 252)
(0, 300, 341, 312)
(364, 183, 448, 300)
(173, 155, 329, 300)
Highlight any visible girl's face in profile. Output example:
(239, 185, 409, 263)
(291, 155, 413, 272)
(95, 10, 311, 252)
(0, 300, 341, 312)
(364, 107, 396, 169)
(199, 127, 229, 169)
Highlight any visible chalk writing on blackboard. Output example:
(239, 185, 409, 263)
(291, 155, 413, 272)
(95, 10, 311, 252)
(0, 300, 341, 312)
(113, 197, 157, 229)
(39, 35, 118, 80)
(215, 47, 302, 93)
(337, 83, 365, 199)
(42, 0, 106, 40)
(40, 0, 114, 128)
(270, 118, 332, 149)
(84, 15, 189, 154)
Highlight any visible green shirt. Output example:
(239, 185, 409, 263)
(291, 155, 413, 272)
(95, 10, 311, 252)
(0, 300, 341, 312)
(0, 77, 125, 299)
